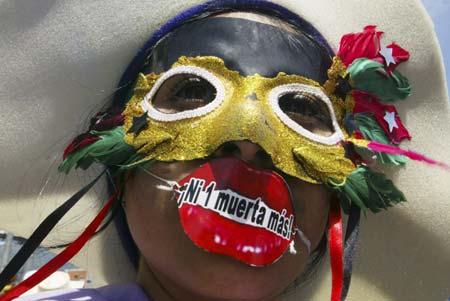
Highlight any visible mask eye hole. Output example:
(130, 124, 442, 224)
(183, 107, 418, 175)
(153, 75, 217, 113)
(269, 83, 344, 145)
(279, 92, 333, 137)
(141, 66, 226, 122)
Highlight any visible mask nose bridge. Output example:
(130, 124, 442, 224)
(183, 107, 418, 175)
(231, 76, 275, 145)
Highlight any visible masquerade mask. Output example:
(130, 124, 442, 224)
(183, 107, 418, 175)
(123, 55, 353, 184)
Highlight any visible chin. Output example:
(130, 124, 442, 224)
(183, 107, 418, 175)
(145, 240, 309, 301)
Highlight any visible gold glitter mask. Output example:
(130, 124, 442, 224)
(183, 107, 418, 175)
(123, 56, 356, 184)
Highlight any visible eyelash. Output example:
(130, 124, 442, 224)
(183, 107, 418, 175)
(268, 84, 344, 145)
(141, 67, 344, 144)
(141, 66, 226, 122)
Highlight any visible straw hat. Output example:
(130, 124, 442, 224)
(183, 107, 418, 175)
(1, 1, 449, 300)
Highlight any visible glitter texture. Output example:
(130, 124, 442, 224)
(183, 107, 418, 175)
(123, 56, 356, 184)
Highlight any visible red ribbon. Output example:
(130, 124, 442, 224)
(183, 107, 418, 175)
(329, 198, 343, 301)
(0, 190, 120, 301)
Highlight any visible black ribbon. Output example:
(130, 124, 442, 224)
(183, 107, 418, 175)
(340, 203, 361, 301)
(0, 171, 105, 291)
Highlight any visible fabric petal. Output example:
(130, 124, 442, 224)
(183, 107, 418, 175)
(337, 25, 383, 66)
(353, 91, 411, 144)
(373, 42, 410, 73)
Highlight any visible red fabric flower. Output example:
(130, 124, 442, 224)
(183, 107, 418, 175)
(337, 25, 383, 66)
(338, 26, 410, 73)
(353, 91, 411, 144)
(372, 42, 410, 74)
(62, 110, 124, 159)
(90, 114, 124, 131)
(63, 133, 101, 159)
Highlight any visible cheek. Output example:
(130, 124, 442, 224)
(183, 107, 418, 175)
(123, 173, 184, 264)
(123, 160, 208, 258)
(286, 178, 331, 250)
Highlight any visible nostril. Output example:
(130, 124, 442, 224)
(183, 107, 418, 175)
(255, 149, 272, 163)
(252, 149, 274, 170)
(221, 142, 242, 156)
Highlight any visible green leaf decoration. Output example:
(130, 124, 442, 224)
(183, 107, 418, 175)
(329, 166, 407, 214)
(354, 114, 407, 166)
(348, 58, 411, 101)
(119, 153, 151, 170)
(58, 127, 136, 174)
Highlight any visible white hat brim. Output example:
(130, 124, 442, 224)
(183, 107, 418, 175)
(0, 1, 449, 300)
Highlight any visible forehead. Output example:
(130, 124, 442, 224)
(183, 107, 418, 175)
(145, 16, 332, 83)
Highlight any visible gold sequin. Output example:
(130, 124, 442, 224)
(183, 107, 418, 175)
(123, 56, 356, 184)
(293, 141, 355, 183)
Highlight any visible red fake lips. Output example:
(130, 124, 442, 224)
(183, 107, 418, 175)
(177, 157, 296, 266)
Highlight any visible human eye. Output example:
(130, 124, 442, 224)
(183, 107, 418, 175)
(153, 75, 217, 113)
(141, 65, 226, 121)
(278, 91, 333, 136)
(269, 83, 343, 144)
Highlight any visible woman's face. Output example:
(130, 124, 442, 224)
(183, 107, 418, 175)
(123, 12, 332, 300)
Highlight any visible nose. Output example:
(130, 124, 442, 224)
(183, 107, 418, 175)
(213, 140, 274, 169)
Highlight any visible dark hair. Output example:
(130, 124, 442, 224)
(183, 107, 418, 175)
(106, 0, 333, 290)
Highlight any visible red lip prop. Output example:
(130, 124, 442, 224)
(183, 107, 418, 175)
(177, 157, 296, 266)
